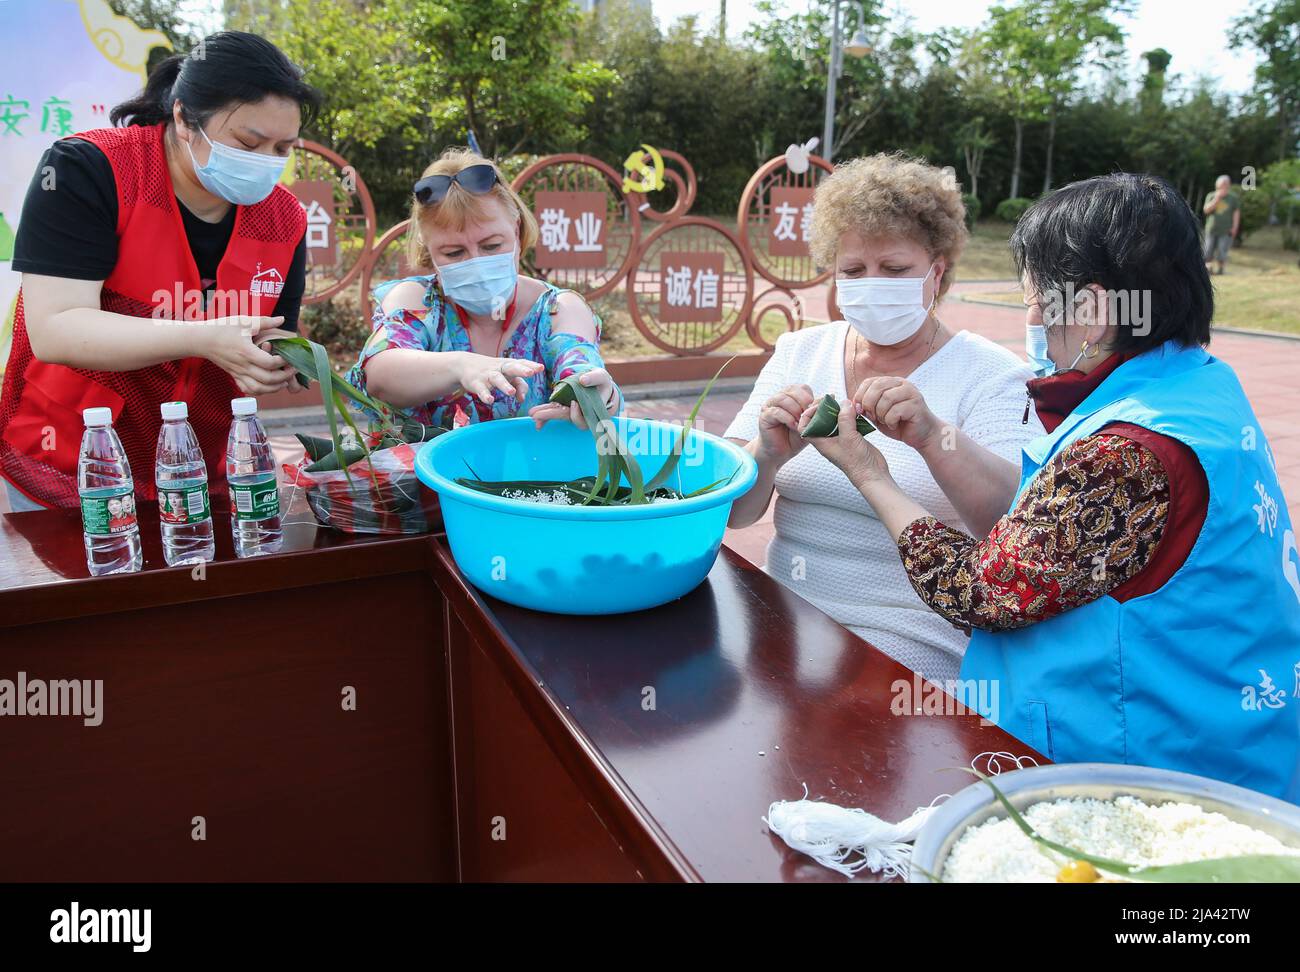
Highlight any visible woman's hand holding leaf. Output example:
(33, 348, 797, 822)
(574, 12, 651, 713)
(529, 368, 619, 430)
(799, 396, 891, 486)
(854, 376, 941, 452)
(200, 315, 299, 396)
(756, 383, 816, 466)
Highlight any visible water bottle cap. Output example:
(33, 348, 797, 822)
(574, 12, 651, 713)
(231, 397, 258, 417)
(83, 407, 113, 427)
(160, 401, 188, 421)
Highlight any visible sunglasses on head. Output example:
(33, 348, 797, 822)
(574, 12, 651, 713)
(413, 163, 500, 205)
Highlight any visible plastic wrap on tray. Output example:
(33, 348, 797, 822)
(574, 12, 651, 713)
(283, 440, 439, 535)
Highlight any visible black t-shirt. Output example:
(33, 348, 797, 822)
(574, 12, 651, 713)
(12, 137, 306, 328)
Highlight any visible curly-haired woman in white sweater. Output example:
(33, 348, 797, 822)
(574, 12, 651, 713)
(725, 153, 1043, 685)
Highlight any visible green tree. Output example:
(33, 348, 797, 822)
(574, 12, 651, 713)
(1140, 47, 1172, 111)
(745, 0, 899, 160)
(1230, 0, 1300, 161)
(972, 3, 1050, 200)
(956, 116, 995, 198)
(1035, 0, 1128, 193)
(109, 0, 199, 48)
(391, 0, 616, 159)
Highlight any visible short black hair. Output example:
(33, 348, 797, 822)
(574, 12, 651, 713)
(1010, 173, 1213, 354)
(111, 31, 320, 129)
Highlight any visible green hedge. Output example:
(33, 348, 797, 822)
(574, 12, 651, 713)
(995, 197, 1035, 223)
(962, 193, 981, 228)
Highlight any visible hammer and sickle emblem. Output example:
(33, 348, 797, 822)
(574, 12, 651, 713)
(621, 143, 665, 194)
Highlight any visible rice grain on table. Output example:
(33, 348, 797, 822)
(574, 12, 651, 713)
(942, 795, 1300, 883)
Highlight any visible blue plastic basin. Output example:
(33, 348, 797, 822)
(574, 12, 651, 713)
(415, 416, 758, 614)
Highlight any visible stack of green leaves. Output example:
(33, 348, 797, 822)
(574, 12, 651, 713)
(270, 336, 443, 483)
(800, 394, 876, 438)
(456, 361, 738, 506)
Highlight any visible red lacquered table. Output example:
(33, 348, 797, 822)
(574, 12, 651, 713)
(0, 496, 1041, 881)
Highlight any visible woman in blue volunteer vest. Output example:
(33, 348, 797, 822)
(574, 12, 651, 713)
(0, 32, 318, 510)
(802, 173, 1300, 801)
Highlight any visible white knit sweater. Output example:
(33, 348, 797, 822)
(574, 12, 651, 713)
(724, 321, 1045, 685)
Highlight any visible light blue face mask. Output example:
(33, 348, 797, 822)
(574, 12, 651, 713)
(1025, 324, 1055, 376)
(435, 248, 519, 317)
(1025, 323, 1089, 377)
(186, 127, 290, 206)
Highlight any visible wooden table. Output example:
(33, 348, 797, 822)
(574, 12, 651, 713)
(0, 497, 1041, 882)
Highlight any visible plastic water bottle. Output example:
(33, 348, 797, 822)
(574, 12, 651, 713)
(77, 407, 143, 576)
(155, 400, 215, 566)
(226, 397, 282, 558)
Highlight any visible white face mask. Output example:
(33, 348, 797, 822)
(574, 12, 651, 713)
(836, 263, 936, 345)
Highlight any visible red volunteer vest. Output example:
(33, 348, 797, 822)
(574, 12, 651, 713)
(0, 123, 304, 508)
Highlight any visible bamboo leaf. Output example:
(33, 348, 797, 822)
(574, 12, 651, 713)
(549, 380, 577, 406)
(800, 394, 876, 438)
(1128, 855, 1300, 883)
(335, 385, 378, 486)
(645, 356, 735, 493)
(310, 339, 349, 486)
(295, 433, 334, 462)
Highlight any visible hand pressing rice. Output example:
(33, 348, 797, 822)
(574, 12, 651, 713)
(943, 795, 1300, 883)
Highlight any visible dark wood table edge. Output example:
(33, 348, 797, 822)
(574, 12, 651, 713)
(0, 530, 436, 629)
(430, 541, 704, 883)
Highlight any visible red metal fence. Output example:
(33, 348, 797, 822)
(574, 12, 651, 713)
(288, 141, 839, 365)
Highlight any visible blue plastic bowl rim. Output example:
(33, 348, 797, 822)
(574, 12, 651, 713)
(415, 416, 759, 521)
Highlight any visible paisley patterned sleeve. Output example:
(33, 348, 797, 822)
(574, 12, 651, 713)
(896, 432, 1171, 631)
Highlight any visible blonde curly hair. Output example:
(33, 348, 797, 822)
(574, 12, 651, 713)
(407, 147, 539, 269)
(808, 152, 969, 297)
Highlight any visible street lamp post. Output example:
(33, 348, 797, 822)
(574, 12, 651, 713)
(821, 0, 873, 163)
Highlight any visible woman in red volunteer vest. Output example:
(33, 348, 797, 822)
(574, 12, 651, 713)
(0, 31, 320, 511)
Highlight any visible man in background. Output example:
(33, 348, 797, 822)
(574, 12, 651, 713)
(1202, 174, 1240, 275)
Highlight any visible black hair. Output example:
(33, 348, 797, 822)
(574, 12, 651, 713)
(110, 30, 320, 130)
(1009, 173, 1213, 354)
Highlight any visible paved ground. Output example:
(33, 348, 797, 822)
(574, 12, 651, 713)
(10, 280, 1296, 558)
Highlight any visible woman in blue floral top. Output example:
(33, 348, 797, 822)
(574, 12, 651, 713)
(347, 147, 620, 428)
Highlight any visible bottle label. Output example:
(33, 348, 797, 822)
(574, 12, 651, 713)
(231, 477, 280, 521)
(156, 482, 211, 525)
(80, 487, 138, 537)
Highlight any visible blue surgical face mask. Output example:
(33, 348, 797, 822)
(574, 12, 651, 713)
(435, 248, 519, 317)
(186, 127, 290, 206)
(1026, 324, 1055, 376)
(1026, 323, 1090, 377)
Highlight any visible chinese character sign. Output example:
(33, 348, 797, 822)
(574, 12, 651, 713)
(290, 180, 337, 269)
(659, 252, 725, 324)
(532, 191, 607, 269)
(768, 187, 815, 257)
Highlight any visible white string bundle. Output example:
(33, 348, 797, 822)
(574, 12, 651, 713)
(765, 753, 1041, 879)
(764, 785, 944, 879)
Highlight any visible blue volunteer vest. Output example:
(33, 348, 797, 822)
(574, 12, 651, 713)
(961, 342, 1300, 802)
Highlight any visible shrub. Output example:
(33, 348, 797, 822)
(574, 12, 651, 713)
(995, 197, 1034, 223)
(299, 294, 369, 369)
(962, 193, 981, 228)
(1239, 189, 1269, 240)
